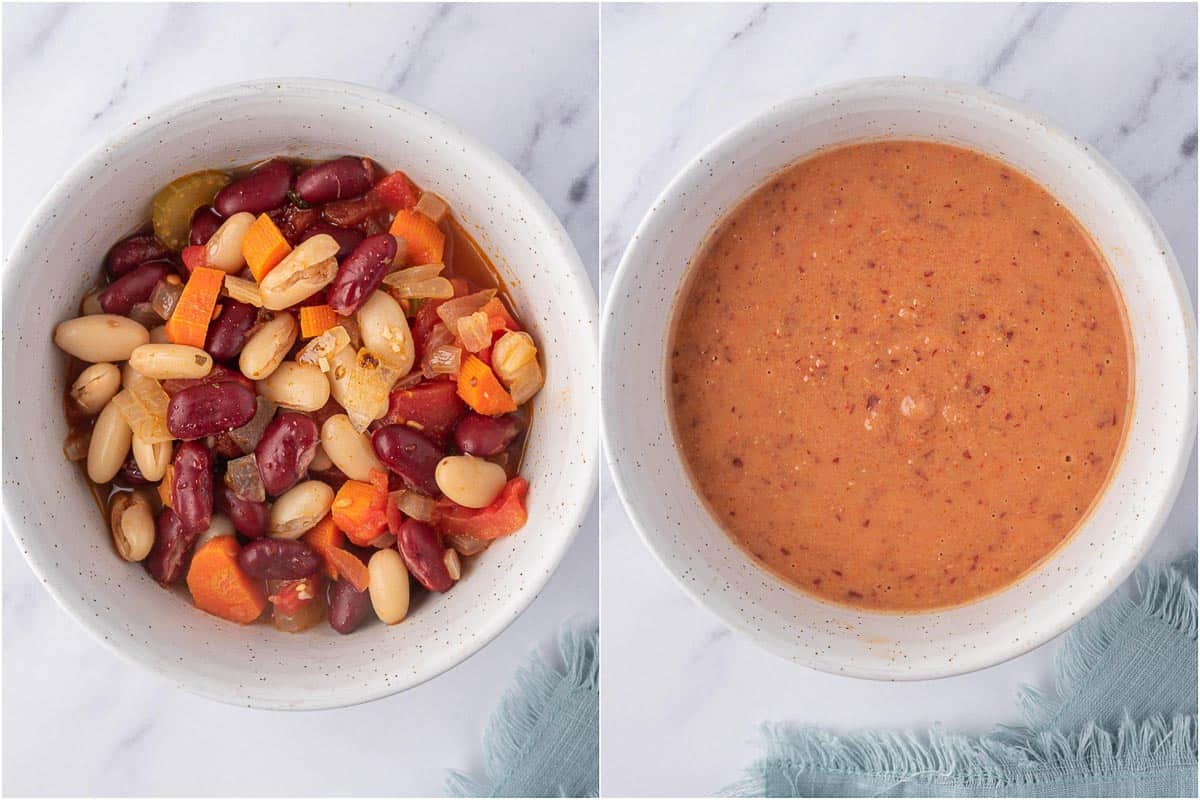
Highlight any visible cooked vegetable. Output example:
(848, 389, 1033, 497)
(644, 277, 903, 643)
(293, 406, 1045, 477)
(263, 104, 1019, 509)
(165, 267, 225, 347)
(457, 311, 492, 352)
(383, 263, 454, 300)
(457, 355, 517, 415)
(299, 304, 339, 338)
(370, 171, 419, 212)
(492, 331, 544, 405)
(152, 170, 232, 251)
(111, 371, 172, 444)
(436, 289, 496, 331)
(435, 477, 529, 540)
(242, 213, 292, 281)
(330, 470, 389, 546)
(296, 325, 351, 372)
(186, 535, 268, 624)
(326, 548, 370, 592)
(387, 209, 445, 265)
(414, 192, 448, 225)
(269, 575, 327, 633)
(302, 514, 345, 579)
(328, 346, 399, 432)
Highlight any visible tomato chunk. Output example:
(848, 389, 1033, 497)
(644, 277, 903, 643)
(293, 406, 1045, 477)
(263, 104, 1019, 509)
(369, 171, 419, 213)
(435, 477, 528, 540)
(381, 380, 467, 446)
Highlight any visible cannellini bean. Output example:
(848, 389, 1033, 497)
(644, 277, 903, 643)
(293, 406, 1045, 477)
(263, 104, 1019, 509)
(259, 234, 340, 310)
(368, 549, 410, 624)
(255, 361, 330, 412)
(129, 344, 213, 380)
(434, 454, 507, 508)
(356, 291, 414, 373)
(309, 443, 333, 472)
(88, 400, 133, 483)
(148, 325, 170, 343)
(70, 363, 121, 415)
(54, 314, 149, 363)
(320, 413, 385, 481)
(110, 491, 155, 562)
(81, 291, 104, 315)
(204, 211, 256, 273)
(193, 513, 237, 550)
(268, 480, 334, 539)
(239, 312, 298, 380)
(131, 435, 173, 482)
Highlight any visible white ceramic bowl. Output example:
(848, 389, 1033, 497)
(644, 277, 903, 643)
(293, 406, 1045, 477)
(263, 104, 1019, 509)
(603, 77, 1195, 680)
(3, 79, 598, 708)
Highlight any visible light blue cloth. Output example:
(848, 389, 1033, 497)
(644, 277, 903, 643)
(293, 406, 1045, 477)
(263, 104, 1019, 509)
(728, 552, 1198, 797)
(447, 620, 599, 797)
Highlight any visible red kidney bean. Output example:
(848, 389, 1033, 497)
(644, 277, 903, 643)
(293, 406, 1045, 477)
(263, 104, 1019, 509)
(145, 508, 200, 585)
(295, 157, 373, 205)
(321, 193, 385, 229)
(189, 206, 223, 246)
(171, 441, 213, 534)
(277, 204, 321, 244)
(167, 381, 257, 440)
(371, 425, 443, 495)
(398, 519, 453, 592)
(453, 413, 524, 457)
(300, 223, 364, 261)
(204, 299, 259, 362)
(328, 578, 371, 634)
(98, 262, 170, 315)
(106, 234, 171, 278)
(238, 538, 321, 580)
(116, 452, 152, 486)
(255, 413, 319, 496)
(326, 234, 398, 316)
(162, 364, 254, 396)
(213, 159, 292, 216)
(216, 483, 270, 538)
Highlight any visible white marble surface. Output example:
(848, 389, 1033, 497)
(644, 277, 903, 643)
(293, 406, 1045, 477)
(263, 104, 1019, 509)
(600, 4, 1197, 796)
(2, 4, 597, 796)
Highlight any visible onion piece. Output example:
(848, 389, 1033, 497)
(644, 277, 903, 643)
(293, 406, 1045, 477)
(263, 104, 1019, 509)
(492, 331, 543, 405)
(224, 453, 266, 502)
(414, 192, 448, 224)
(389, 489, 435, 522)
(457, 311, 492, 353)
(424, 344, 462, 377)
(445, 532, 489, 557)
(224, 275, 264, 307)
(112, 371, 172, 444)
(150, 280, 183, 320)
(328, 347, 399, 432)
(383, 264, 455, 300)
(129, 302, 161, 329)
(435, 289, 495, 330)
(228, 397, 277, 454)
(296, 325, 351, 373)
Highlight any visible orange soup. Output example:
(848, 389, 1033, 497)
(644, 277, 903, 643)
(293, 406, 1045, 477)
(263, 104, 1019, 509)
(669, 140, 1131, 611)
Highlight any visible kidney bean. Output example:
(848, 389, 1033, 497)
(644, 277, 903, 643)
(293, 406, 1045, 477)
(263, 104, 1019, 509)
(98, 262, 170, 315)
(255, 412, 319, 496)
(320, 193, 385, 229)
(171, 442, 213, 534)
(371, 425, 443, 495)
(116, 452, 152, 486)
(216, 483, 270, 538)
(397, 519, 454, 592)
(326, 234, 398, 316)
(453, 413, 523, 457)
(204, 299, 259, 362)
(238, 538, 321, 580)
(167, 381, 257, 440)
(189, 206, 223, 246)
(162, 364, 254, 396)
(277, 204, 321, 244)
(144, 507, 200, 585)
(106, 234, 171, 278)
(295, 157, 373, 205)
(213, 159, 292, 216)
(328, 578, 371, 634)
(300, 223, 364, 261)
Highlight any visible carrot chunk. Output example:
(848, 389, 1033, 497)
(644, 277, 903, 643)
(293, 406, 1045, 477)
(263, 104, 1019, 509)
(388, 209, 445, 265)
(330, 470, 390, 546)
(457, 355, 517, 415)
(299, 304, 339, 338)
(165, 266, 224, 347)
(327, 548, 370, 592)
(241, 213, 292, 281)
(303, 514, 345, 579)
(480, 297, 520, 332)
(186, 535, 267, 624)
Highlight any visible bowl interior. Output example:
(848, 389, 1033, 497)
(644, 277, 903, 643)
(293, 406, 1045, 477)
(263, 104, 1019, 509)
(3, 81, 598, 708)
(603, 78, 1194, 679)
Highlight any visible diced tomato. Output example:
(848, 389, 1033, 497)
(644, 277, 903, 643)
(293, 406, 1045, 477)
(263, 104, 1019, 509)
(269, 577, 319, 616)
(181, 245, 207, 272)
(381, 380, 468, 445)
(369, 171, 420, 213)
(435, 477, 528, 540)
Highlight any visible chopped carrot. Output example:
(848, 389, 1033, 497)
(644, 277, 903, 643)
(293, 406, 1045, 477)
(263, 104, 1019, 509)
(327, 548, 370, 592)
(388, 209, 445, 265)
(241, 213, 292, 281)
(181, 245, 207, 272)
(457, 355, 517, 415)
(480, 297, 520, 332)
(299, 304, 339, 338)
(186, 536, 268, 624)
(303, 514, 345, 579)
(331, 470, 390, 546)
(165, 266, 224, 347)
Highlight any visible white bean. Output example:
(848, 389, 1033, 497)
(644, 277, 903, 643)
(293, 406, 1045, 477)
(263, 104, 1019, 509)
(435, 455, 507, 508)
(131, 435, 172, 482)
(268, 480, 334, 539)
(309, 443, 333, 472)
(320, 413, 385, 481)
(204, 211, 256, 273)
(239, 312, 298, 380)
(368, 549, 410, 624)
(81, 291, 104, 315)
(110, 492, 155, 562)
(128, 344, 213, 380)
(255, 361, 330, 412)
(193, 514, 236, 550)
(88, 400, 132, 483)
(70, 363, 121, 415)
(356, 291, 414, 373)
(259, 234, 340, 310)
(54, 315, 149, 363)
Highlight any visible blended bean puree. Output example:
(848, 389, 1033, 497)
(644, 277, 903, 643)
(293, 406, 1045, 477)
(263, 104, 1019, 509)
(669, 140, 1131, 611)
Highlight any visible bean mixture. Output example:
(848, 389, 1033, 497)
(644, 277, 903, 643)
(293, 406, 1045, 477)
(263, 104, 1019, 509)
(670, 140, 1131, 612)
(57, 156, 545, 632)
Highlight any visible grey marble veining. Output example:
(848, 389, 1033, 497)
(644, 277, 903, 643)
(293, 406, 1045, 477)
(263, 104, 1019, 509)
(600, 3, 1196, 796)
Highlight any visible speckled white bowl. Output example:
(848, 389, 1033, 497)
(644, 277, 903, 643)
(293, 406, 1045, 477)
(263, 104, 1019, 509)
(3, 79, 598, 708)
(603, 77, 1195, 679)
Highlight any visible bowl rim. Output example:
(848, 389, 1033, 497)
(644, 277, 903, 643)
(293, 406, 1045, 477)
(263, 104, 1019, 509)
(3, 77, 599, 709)
(602, 75, 1196, 680)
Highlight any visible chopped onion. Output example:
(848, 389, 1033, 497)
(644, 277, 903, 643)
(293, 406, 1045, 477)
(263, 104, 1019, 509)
(414, 192, 449, 224)
(368, 532, 396, 549)
(392, 370, 425, 391)
(329, 347, 399, 432)
(424, 344, 462, 377)
(112, 372, 172, 444)
(224, 275, 264, 307)
(224, 453, 266, 502)
(129, 302, 161, 329)
(390, 489, 436, 522)
(436, 289, 495, 330)
(150, 280, 183, 320)
(383, 264, 455, 300)
(505, 360, 544, 406)
(492, 331, 543, 404)
(297, 325, 351, 373)
(228, 397, 277, 453)
(457, 311, 492, 353)
(420, 323, 457, 379)
(445, 532, 489, 557)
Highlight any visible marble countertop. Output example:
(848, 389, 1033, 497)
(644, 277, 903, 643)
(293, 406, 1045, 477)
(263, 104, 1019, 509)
(2, 4, 597, 796)
(600, 3, 1197, 796)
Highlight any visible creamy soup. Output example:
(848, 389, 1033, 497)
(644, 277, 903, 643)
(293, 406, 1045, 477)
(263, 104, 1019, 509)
(669, 140, 1131, 611)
